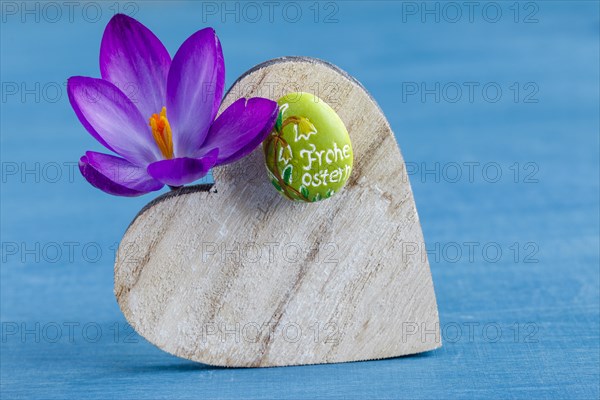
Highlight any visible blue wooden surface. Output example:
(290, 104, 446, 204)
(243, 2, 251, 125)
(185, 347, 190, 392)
(1, 1, 598, 399)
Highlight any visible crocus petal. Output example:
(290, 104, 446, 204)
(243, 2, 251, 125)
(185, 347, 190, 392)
(100, 14, 171, 120)
(166, 28, 225, 157)
(147, 149, 219, 187)
(79, 151, 163, 197)
(68, 76, 161, 166)
(200, 98, 278, 165)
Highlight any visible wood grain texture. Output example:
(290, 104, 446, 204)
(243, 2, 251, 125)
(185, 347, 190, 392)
(114, 57, 440, 367)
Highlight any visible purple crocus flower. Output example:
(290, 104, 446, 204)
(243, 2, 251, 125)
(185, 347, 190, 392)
(68, 14, 277, 196)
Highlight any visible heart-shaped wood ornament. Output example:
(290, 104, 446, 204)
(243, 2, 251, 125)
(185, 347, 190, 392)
(114, 57, 441, 367)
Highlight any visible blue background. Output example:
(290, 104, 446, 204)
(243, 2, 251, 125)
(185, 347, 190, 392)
(1, 1, 599, 398)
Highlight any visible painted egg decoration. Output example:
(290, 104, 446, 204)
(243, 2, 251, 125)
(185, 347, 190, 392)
(263, 92, 353, 202)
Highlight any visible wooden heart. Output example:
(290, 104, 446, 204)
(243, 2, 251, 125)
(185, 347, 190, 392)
(114, 57, 441, 367)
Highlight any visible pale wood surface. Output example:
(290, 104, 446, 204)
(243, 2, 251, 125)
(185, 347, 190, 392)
(114, 57, 440, 367)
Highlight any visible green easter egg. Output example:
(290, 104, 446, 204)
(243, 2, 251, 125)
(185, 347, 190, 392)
(263, 92, 353, 202)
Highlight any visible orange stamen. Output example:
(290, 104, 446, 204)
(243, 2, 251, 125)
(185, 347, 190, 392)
(149, 106, 174, 159)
